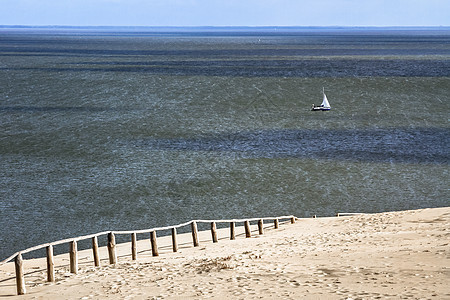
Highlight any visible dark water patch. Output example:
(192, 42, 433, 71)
(62, 59, 450, 68)
(132, 128, 449, 164)
(0, 106, 109, 113)
(1, 46, 449, 57)
(4, 58, 449, 77)
(0, 53, 97, 57)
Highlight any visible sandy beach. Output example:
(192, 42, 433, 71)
(1, 207, 449, 299)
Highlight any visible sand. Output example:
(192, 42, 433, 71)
(1, 207, 449, 299)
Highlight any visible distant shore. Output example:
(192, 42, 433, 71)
(1, 207, 449, 299)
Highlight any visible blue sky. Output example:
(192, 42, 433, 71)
(0, 0, 449, 27)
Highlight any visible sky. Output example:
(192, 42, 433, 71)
(0, 0, 449, 27)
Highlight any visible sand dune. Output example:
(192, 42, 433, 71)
(1, 207, 449, 299)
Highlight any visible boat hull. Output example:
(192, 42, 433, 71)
(311, 107, 330, 111)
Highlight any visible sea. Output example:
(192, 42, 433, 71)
(0, 27, 449, 260)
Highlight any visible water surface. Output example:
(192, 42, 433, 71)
(0, 28, 449, 259)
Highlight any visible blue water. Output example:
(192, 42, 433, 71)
(0, 27, 449, 260)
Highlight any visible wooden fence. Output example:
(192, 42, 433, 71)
(1, 215, 298, 295)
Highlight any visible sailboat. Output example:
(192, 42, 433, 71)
(311, 87, 331, 111)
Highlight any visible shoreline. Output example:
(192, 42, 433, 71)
(1, 207, 449, 299)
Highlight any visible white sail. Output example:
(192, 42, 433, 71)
(321, 91, 331, 108)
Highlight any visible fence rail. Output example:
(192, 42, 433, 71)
(1, 215, 301, 295)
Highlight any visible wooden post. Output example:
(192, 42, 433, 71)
(69, 240, 78, 274)
(258, 219, 264, 235)
(244, 220, 251, 238)
(211, 222, 218, 243)
(191, 221, 199, 247)
(131, 233, 137, 260)
(230, 222, 235, 240)
(15, 253, 26, 295)
(274, 218, 279, 229)
(171, 227, 178, 252)
(107, 232, 117, 264)
(46, 245, 55, 282)
(291, 217, 296, 224)
(92, 236, 100, 267)
(150, 231, 159, 257)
